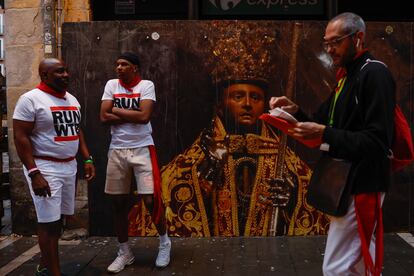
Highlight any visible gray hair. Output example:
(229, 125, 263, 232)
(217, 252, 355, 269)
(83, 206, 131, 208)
(330, 12, 366, 34)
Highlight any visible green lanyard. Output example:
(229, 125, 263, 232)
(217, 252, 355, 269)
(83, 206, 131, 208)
(328, 76, 347, 126)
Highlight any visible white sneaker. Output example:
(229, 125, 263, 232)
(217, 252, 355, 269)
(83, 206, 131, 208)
(155, 240, 171, 268)
(107, 251, 135, 273)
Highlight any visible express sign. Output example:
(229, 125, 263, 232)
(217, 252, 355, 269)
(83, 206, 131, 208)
(204, 0, 324, 15)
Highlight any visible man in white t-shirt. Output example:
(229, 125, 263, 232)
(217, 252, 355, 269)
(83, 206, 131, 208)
(13, 58, 95, 276)
(100, 52, 171, 273)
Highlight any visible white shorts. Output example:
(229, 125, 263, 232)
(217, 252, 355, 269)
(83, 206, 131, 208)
(24, 160, 77, 223)
(104, 147, 154, 195)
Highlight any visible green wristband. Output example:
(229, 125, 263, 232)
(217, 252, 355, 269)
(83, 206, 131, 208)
(84, 155, 93, 164)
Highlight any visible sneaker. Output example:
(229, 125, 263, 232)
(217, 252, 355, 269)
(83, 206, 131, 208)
(155, 240, 171, 268)
(107, 251, 135, 273)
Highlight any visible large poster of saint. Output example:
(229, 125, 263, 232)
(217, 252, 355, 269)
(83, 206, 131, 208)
(62, 20, 413, 237)
(127, 22, 330, 237)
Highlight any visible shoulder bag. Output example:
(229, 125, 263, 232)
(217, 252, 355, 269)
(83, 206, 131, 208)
(307, 154, 353, 217)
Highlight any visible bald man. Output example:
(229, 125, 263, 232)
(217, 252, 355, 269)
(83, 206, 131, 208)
(13, 58, 95, 276)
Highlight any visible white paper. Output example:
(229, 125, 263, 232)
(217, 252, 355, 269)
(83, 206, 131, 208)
(269, 107, 298, 124)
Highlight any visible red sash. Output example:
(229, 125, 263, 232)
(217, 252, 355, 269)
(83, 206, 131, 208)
(355, 193, 383, 276)
(34, 156, 75, 162)
(148, 145, 163, 224)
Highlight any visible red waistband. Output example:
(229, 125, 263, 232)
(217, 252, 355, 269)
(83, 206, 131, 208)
(34, 156, 76, 162)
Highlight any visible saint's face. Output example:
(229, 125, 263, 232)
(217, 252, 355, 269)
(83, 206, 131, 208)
(221, 83, 265, 127)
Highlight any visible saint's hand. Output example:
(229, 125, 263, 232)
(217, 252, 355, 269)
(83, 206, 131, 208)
(267, 178, 292, 207)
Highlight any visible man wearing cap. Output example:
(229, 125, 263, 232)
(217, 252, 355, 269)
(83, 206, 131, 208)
(13, 58, 95, 276)
(100, 52, 171, 273)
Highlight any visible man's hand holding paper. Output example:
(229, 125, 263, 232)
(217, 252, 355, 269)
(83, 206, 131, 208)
(290, 122, 326, 141)
(269, 96, 299, 115)
(260, 96, 322, 148)
(269, 107, 298, 124)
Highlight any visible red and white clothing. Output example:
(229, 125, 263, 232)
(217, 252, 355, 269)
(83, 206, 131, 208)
(102, 78, 163, 224)
(101, 79, 155, 149)
(13, 87, 81, 164)
(13, 86, 81, 222)
(323, 194, 385, 276)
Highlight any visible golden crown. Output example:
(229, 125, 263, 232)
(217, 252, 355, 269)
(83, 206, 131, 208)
(202, 21, 278, 86)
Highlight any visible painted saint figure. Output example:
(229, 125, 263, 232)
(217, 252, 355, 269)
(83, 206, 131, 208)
(129, 22, 329, 237)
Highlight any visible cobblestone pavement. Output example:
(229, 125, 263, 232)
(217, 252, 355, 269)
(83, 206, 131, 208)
(0, 233, 413, 275)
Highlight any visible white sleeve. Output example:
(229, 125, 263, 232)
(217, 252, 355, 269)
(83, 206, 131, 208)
(101, 80, 115, 101)
(141, 81, 156, 101)
(12, 95, 35, 122)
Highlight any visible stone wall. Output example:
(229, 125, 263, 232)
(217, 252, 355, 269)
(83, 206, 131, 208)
(6, 0, 44, 234)
(5, 0, 91, 234)
(64, 0, 91, 22)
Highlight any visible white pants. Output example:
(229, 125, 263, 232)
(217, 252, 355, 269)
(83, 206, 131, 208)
(322, 193, 385, 276)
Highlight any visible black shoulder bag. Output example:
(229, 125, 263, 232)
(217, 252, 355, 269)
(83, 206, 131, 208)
(307, 155, 352, 216)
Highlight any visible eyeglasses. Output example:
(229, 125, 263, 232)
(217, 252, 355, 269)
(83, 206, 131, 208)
(323, 32, 356, 51)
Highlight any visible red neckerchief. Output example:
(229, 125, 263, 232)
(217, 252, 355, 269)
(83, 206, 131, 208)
(119, 75, 141, 92)
(36, 82, 66, 99)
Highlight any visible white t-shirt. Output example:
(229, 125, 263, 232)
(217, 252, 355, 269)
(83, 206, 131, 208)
(101, 79, 155, 149)
(13, 88, 81, 162)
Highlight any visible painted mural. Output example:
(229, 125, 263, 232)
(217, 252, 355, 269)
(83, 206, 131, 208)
(128, 22, 329, 237)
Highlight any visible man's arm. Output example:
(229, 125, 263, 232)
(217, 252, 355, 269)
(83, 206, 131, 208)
(100, 100, 124, 124)
(78, 129, 95, 181)
(112, 99, 154, 124)
(13, 119, 51, 197)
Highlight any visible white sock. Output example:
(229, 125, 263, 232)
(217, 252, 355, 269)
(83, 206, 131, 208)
(119, 242, 131, 255)
(159, 233, 170, 244)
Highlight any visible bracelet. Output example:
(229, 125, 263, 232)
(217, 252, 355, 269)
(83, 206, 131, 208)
(28, 167, 39, 174)
(28, 169, 41, 178)
(84, 155, 93, 164)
